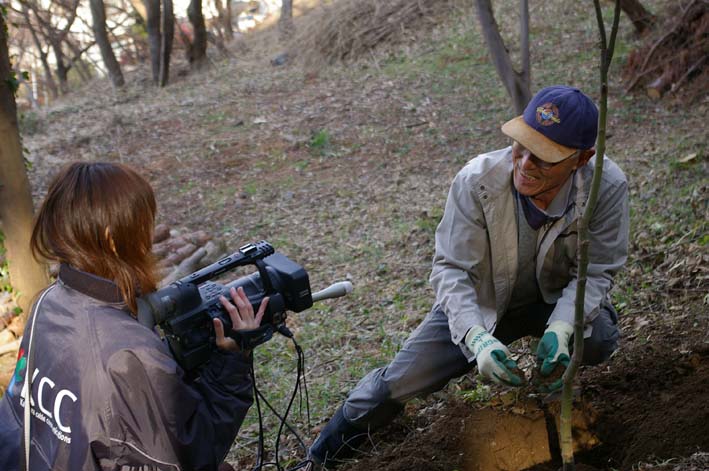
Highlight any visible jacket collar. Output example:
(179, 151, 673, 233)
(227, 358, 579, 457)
(58, 264, 124, 304)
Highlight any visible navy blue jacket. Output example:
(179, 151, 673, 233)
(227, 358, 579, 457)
(0, 265, 253, 470)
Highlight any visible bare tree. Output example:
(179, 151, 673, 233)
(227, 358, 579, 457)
(279, 0, 294, 42)
(186, 0, 207, 68)
(145, 0, 174, 86)
(24, 0, 81, 93)
(475, 0, 531, 114)
(0, 9, 50, 320)
(214, 0, 233, 40)
(90, 0, 125, 87)
(20, 3, 58, 99)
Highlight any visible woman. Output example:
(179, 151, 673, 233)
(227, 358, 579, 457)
(0, 162, 267, 470)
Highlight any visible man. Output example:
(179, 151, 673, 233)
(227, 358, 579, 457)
(308, 85, 629, 468)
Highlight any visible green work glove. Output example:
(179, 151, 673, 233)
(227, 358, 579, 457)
(465, 325, 523, 386)
(535, 320, 574, 392)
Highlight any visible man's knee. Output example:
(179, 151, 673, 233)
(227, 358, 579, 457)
(582, 305, 620, 365)
(344, 366, 405, 427)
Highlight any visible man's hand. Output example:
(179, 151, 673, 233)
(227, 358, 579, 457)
(213, 286, 269, 352)
(465, 326, 523, 386)
(535, 321, 574, 392)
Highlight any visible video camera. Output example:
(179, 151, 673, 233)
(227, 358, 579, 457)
(137, 241, 352, 372)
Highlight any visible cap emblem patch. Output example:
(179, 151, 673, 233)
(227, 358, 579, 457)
(536, 103, 561, 126)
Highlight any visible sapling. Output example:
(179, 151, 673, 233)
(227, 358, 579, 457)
(559, 1, 621, 470)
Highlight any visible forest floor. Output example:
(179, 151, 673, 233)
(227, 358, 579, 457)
(8, 0, 709, 469)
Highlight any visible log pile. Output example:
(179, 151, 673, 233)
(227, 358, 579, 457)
(624, 0, 707, 100)
(152, 224, 227, 286)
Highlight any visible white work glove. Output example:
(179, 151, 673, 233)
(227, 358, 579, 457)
(465, 326, 523, 386)
(535, 320, 574, 392)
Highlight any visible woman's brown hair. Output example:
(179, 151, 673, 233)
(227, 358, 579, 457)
(31, 162, 158, 313)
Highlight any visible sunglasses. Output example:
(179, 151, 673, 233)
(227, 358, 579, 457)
(513, 143, 578, 170)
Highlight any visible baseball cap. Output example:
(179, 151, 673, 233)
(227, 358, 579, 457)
(501, 85, 599, 163)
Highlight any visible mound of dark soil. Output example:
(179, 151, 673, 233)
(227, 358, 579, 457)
(337, 321, 709, 471)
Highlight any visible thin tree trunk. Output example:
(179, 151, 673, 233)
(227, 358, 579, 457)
(475, 0, 531, 114)
(0, 13, 50, 321)
(278, 0, 294, 42)
(224, 0, 233, 39)
(519, 0, 530, 88)
(187, 0, 208, 69)
(22, 5, 58, 99)
(159, 0, 174, 87)
(15, 55, 39, 109)
(145, 0, 161, 84)
(27, 0, 80, 94)
(19, 74, 40, 109)
(49, 39, 69, 92)
(89, 0, 125, 87)
(214, 0, 233, 41)
(560, 2, 621, 470)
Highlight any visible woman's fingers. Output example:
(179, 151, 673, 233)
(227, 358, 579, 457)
(218, 287, 265, 331)
(232, 287, 253, 317)
(255, 297, 269, 325)
(219, 294, 241, 325)
(213, 318, 237, 352)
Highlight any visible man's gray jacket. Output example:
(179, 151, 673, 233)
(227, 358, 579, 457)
(431, 147, 629, 360)
(0, 264, 253, 470)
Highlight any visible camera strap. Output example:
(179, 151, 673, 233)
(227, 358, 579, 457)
(23, 286, 54, 471)
(230, 324, 275, 351)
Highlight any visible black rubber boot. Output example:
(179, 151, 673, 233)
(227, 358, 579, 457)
(309, 406, 368, 468)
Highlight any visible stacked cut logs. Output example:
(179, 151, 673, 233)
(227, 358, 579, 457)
(152, 224, 228, 286)
(624, 0, 707, 100)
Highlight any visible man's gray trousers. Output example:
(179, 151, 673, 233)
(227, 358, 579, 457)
(343, 303, 619, 428)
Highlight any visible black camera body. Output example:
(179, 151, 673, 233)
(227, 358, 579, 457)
(137, 241, 313, 372)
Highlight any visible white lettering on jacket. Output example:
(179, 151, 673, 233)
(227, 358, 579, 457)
(19, 368, 79, 437)
(38, 377, 55, 418)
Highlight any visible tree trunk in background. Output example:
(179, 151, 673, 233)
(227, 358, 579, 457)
(145, 0, 161, 83)
(214, 0, 233, 41)
(90, 0, 125, 87)
(0, 13, 50, 321)
(620, 0, 655, 34)
(145, 0, 175, 86)
(278, 0, 294, 42)
(224, 0, 233, 39)
(187, 0, 208, 69)
(26, 0, 80, 94)
(159, 0, 174, 87)
(50, 40, 69, 92)
(475, 0, 531, 114)
(22, 5, 58, 100)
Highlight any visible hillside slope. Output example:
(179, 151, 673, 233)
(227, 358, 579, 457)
(11, 0, 709, 469)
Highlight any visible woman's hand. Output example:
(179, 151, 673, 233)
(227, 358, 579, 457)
(213, 286, 269, 352)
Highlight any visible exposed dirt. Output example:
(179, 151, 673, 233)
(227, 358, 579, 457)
(530, 361, 565, 391)
(336, 321, 709, 471)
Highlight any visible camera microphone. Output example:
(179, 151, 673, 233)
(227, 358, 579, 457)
(311, 281, 353, 302)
